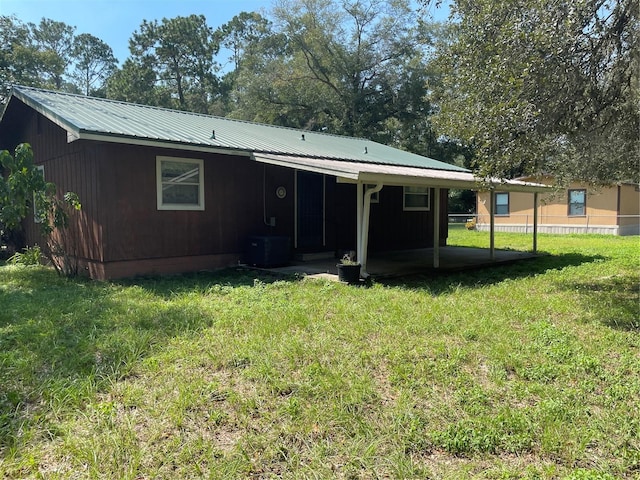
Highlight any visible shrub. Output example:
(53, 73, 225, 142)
(8, 245, 42, 266)
(465, 217, 477, 230)
(0, 144, 81, 276)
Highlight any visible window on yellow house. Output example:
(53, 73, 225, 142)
(568, 189, 586, 216)
(495, 192, 509, 215)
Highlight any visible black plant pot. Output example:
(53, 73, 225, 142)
(337, 263, 361, 284)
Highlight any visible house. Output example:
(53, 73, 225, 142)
(476, 176, 640, 236)
(1, 86, 548, 280)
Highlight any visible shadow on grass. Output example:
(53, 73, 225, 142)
(558, 274, 640, 332)
(0, 266, 292, 454)
(379, 252, 640, 332)
(114, 267, 294, 297)
(377, 252, 604, 294)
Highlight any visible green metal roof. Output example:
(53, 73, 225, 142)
(8, 86, 468, 173)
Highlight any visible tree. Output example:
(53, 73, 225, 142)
(0, 16, 45, 103)
(228, 28, 320, 127)
(368, 21, 457, 152)
(0, 16, 117, 101)
(28, 18, 76, 89)
(0, 144, 81, 276)
(70, 33, 118, 96)
(219, 12, 273, 73)
(209, 12, 278, 115)
(262, 0, 420, 137)
(107, 58, 172, 107)
(126, 15, 220, 113)
(431, 0, 639, 185)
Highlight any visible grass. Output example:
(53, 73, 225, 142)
(0, 230, 638, 479)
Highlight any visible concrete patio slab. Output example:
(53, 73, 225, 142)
(257, 247, 541, 281)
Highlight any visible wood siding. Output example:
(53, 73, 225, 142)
(368, 185, 444, 250)
(1, 103, 104, 266)
(95, 142, 296, 263)
(330, 184, 447, 253)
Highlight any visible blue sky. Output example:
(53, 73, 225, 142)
(1, 0, 271, 65)
(1, 0, 450, 68)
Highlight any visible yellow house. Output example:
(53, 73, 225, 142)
(476, 176, 640, 236)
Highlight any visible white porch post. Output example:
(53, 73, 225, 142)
(356, 182, 364, 265)
(489, 190, 496, 260)
(360, 184, 383, 275)
(533, 192, 538, 253)
(433, 187, 441, 268)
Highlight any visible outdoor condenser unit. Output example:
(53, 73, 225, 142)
(245, 235, 291, 267)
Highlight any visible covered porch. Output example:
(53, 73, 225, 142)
(254, 153, 551, 279)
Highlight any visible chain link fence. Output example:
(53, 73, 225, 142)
(448, 214, 640, 236)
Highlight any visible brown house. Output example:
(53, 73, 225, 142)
(1, 87, 547, 280)
(476, 176, 640, 236)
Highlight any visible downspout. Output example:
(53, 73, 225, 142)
(262, 164, 274, 228)
(616, 185, 622, 235)
(359, 183, 383, 276)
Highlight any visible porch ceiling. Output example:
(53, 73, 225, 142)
(253, 153, 551, 193)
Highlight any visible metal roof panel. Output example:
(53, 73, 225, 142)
(10, 86, 468, 172)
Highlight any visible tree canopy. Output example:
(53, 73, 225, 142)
(70, 33, 117, 96)
(0, 15, 118, 100)
(227, 0, 450, 156)
(28, 18, 76, 90)
(431, 0, 639, 185)
(0, 16, 44, 102)
(4, 0, 636, 187)
(123, 14, 220, 113)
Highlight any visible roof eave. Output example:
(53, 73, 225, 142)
(12, 87, 82, 139)
(485, 183, 552, 193)
(75, 131, 254, 158)
(353, 174, 551, 192)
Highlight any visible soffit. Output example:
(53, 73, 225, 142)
(253, 153, 551, 192)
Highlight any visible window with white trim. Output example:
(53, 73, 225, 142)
(156, 156, 204, 210)
(568, 189, 586, 216)
(403, 186, 430, 211)
(494, 192, 509, 216)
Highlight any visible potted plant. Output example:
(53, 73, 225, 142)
(336, 253, 361, 284)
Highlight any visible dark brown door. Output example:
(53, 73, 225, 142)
(297, 171, 324, 249)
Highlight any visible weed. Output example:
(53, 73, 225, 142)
(7, 245, 42, 266)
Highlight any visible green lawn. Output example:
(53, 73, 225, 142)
(1, 231, 638, 479)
